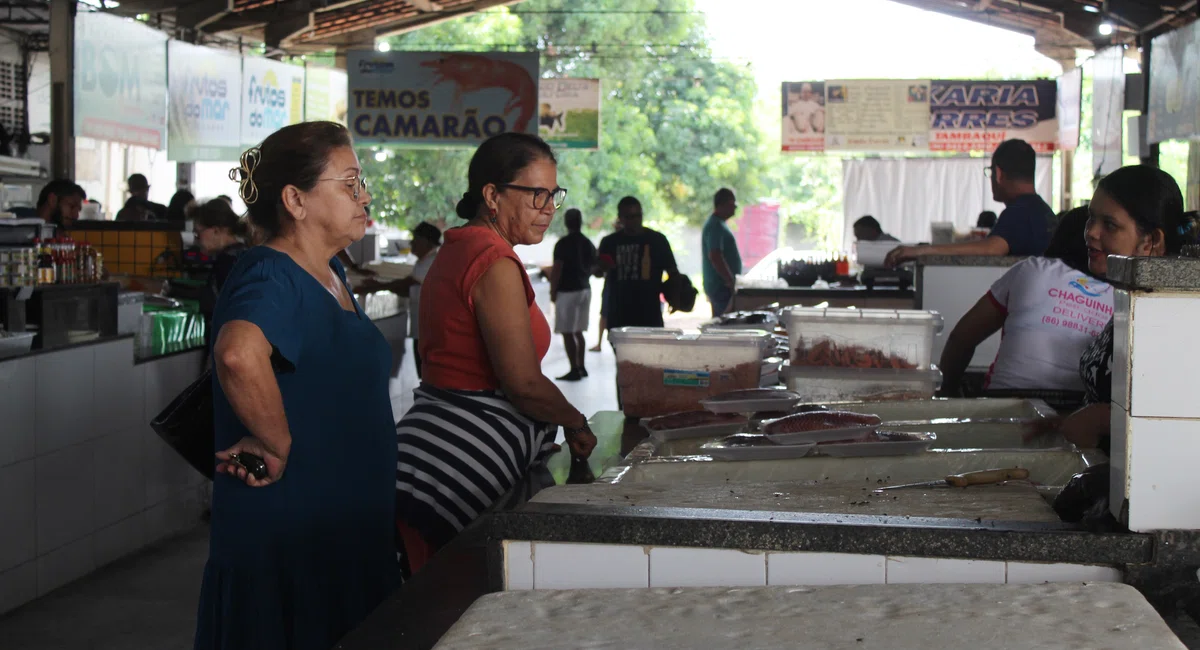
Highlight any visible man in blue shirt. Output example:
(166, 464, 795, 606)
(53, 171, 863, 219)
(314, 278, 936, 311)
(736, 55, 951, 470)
(702, 188, 743, 317)
(885, 139, 1053, 266)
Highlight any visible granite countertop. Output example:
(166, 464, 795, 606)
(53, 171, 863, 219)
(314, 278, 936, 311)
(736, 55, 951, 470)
(0, 332, 135, 364)
(435, 583, 1186, 650)
(737, 285, 914, 295)
(916, 255, 1026, 267)
(1107, 255, 1200, 291)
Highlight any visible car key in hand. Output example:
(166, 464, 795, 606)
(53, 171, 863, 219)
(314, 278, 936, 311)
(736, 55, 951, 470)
(228, 452, 269, 481)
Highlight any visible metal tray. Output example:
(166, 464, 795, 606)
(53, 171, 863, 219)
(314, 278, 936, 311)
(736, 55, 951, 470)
(700, 389, 803, 414)
(764, 425, 878, 446)
(643, 418, 748, 442)
(702, 441, 816, 462)
(815, 431, 937, 457)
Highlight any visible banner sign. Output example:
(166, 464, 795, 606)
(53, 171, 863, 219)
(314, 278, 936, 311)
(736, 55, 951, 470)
(1148, 21, 1200, 143)
(348, 51, 539, 147)
(1092, 48, 1126, 176)
(241, 57, 305, 147)
(824, 79, 929, 151)
(781, 81, 826, 152)
(167, 41, 243, 162)
(74, 12, 168, 149)
(304, 65, 349, 124)
(537, 78, 600, 149)
(1057, 67, 1082, 152)
(929, 79, 1058, 153)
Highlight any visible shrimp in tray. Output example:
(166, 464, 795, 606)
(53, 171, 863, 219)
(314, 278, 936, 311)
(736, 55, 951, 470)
(420, 54, 538, 132)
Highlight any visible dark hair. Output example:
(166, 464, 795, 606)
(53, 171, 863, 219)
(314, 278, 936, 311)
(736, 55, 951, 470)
(127, 174, 150, 191)
(992, 139, 1036, 182)
(1096, 165, 1191, 254)
(232, 121, 353, 240)
(976, 211, 998, 229)
(713, 188, 735, 208)
(564, 208, 583, 231)
(455, 132, 556, 220)
(166, 190, 195, 222)
(190, 198, 249, 239)
(617, 196, 641, 216)
(854, 215, 882, 232)
(1043, 207, 1091, 274)
(36, 179, 84, 208)
(412, 221, 442, 246)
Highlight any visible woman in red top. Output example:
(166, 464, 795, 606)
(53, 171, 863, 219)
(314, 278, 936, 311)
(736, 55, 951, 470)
(395, 133, 597, 574)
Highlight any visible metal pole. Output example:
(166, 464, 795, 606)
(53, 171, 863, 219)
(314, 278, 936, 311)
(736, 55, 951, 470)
(48, 0, 74, 180)
(1141, 35, 1160, 168)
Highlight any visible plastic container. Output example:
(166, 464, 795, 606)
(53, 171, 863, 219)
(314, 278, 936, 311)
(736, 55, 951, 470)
(783, 306, 943, 370)
(0, 331, 35, 359)
(611, 327, 773, 418)
(782, 362, 943, 403)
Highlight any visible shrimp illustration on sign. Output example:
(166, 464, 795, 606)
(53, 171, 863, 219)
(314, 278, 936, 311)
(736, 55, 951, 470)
(420, 54, 537, 132)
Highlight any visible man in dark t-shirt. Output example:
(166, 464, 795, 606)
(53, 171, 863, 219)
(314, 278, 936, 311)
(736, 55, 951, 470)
(597, 196, 678, 329)
(551, 208, 598, 381)
(885, 139, 1053, 266)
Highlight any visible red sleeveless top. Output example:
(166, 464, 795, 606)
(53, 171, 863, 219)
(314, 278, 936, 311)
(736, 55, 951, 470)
(418, 225, 551, 391)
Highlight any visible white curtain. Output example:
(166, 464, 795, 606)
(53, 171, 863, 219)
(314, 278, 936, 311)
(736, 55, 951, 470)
(841, 157, 1054, 245)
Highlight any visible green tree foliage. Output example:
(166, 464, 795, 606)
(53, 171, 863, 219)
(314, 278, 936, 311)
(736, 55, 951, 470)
(359, 0, 769, 239)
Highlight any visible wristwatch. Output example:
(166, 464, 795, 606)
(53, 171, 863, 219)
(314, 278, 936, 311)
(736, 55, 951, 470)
(563, 421, 591, 437)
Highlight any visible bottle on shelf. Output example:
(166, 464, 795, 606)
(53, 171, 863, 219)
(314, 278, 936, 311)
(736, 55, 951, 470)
(36, 238, 55, 285)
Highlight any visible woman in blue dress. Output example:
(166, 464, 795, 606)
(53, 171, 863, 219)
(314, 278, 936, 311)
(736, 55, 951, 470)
(193, 121, 400, 650)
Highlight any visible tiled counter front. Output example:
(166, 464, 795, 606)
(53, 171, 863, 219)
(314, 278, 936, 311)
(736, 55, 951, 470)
(0, 337, 208, 614)
(501, 541, 1123, 591)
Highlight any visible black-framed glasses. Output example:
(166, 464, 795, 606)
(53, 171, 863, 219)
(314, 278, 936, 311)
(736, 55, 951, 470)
(983, 166, 994, 178)
(498, 184, 567, 210)
(320, 175, 369, 201)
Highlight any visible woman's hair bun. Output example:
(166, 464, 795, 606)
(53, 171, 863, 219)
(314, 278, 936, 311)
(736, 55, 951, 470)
(455, 191, 480, 220)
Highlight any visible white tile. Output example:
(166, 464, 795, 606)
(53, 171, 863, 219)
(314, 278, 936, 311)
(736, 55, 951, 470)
(93, 428, 147, 528)
(93, 514, 146, 568)
(35, 443, 96, 554)
(1111, 289, 1131, 411)
(142, 351, 204, 422)
(34, 345, 96, 454)
(0, 461, 36, 572)
(1126, 417, 1200, 531)
(503, 541, 533, 590)
(36, 535, 94, 596)
(1110, 405, 1130, 521)
(650, 547, 765, 588)
(0, 561, 37, 615)
(534, 543, 647, 590)
(1128, 295, 1200, 418)
(886, 556, 1006, 584)
(93, 338, 143, 438)
(144, 427, 194, 507)
(0, 356, 36, 467)
(143, 501, 173, 544)
(1006, 562, 1122, 584)
(767, 552, 886, 586)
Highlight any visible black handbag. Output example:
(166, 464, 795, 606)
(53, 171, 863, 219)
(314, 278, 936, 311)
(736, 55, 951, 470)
(150, 368, 215, 480)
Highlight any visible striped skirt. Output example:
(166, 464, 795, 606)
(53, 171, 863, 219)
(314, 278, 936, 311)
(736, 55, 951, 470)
(395, 384, 558, 549)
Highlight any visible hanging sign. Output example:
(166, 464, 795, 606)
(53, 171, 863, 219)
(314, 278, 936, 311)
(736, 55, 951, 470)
(167, 41, 243, 162)
(74, 12, 168, 149)
(347, 51, 539, 147)
(781, 81, 826, 152)
(1147, 21, 1200, 143)
(241, 57, 305, 146)
(1057, 67, 1082, 152)
(824, 79, 930, 151)
(537, 78, 600, 149)
(929, 79, 1059, 153)
(304, 65, 349, 124)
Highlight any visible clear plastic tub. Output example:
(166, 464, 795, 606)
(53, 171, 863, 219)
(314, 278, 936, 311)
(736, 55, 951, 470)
(0, 331, 35, 359)
(783, 306, 943, 370)
(611, 327, 773, 418)
(782, 362, 943, 403)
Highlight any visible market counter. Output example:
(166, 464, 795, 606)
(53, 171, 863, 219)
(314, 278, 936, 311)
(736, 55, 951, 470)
(733, 285, 915, 311)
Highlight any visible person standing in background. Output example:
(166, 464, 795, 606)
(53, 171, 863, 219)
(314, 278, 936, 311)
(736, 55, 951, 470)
(596, 196, 678, 330)
(589, 218, 622, 352)
(115, 173, 167, 221)
(551, 208, 596, 381)
(702, 188, 742, 317)
(886, 139, 1054, 265)
(166, 190, 196, 222)
(358, 222, 441, 378)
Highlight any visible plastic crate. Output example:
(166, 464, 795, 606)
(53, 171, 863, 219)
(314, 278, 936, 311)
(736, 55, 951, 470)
(611, 327, 773, 418)
(784, 306, 943, 370)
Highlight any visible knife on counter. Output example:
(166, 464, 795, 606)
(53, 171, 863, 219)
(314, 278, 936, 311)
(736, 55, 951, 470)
(872, 468, 1030, 494)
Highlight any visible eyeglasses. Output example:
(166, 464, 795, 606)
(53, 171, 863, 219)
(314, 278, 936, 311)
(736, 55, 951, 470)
(320, 175, 369, 201)
(498, 184, 568, 210)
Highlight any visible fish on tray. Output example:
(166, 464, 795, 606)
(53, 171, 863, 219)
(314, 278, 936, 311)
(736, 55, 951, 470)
(762, 411, 882, 434)
(644, 410, 746, 431)
(705, 433, 772, 448)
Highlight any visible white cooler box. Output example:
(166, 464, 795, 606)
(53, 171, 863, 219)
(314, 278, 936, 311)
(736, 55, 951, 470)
(783, 306, 943, 370)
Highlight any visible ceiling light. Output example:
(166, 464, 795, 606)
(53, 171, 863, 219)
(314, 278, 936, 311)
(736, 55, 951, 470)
(1098, 21, 1114, 35)
(1083, 4, 1100, 13)
(377, 41, 391, 52)
(374, 150, 388, 162)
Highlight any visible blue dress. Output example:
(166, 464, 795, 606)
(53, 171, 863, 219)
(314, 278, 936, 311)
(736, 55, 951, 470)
(194, 247, 400, 650)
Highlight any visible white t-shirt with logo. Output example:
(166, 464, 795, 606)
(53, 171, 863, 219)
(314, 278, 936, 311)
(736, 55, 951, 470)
(985, 257, 1114, 391)
(409, 247, 439, 340)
